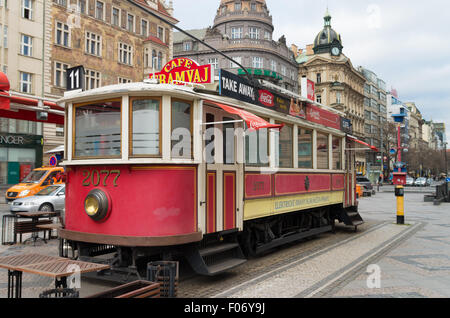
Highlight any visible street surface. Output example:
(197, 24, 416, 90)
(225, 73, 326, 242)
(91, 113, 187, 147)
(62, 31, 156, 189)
(0, 186, 449, 298)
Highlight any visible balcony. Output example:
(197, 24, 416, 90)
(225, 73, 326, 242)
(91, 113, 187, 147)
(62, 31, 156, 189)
(214, 10, 273, 28)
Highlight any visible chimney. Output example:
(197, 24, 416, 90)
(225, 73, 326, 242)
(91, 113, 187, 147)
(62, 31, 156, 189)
(306, 44, 314, 55)
(291, 44, 299, 57)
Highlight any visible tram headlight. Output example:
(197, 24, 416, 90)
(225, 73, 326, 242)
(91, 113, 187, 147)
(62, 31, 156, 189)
(84, 189, 110, 222)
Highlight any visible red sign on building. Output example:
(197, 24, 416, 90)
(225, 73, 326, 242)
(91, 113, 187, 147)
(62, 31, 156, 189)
(306, 103, 341, 130)
(149, 58, 214, 86)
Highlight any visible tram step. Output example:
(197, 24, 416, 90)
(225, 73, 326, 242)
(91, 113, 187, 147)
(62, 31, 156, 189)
(340, 209, 364, 227)
(199, 243, 240, 257)
(184, 239, 247, 276)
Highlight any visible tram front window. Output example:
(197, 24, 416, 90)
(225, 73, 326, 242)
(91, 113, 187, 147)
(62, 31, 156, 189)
(131, 98, 160, 156)
(74, 100, 121, 158)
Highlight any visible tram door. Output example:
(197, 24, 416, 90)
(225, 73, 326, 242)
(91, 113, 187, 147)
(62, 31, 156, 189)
(202, 105, 244, 235)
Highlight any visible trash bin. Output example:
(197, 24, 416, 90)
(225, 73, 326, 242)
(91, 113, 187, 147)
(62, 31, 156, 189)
(147, 261, 178, 298)
(39, 288, 79, 298)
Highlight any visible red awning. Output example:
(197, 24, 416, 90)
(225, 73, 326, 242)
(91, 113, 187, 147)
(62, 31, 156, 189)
(206, 100, 283, 131)
(347, 135, 379, 152)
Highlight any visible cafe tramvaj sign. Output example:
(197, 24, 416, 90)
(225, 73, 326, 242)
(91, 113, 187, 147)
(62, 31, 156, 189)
(149, 58, 214, 85)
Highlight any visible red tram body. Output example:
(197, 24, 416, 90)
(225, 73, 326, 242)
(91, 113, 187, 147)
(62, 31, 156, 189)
(58, 79, 365, 276)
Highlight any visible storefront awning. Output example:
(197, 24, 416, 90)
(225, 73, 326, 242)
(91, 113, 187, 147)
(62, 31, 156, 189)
(205, 100, 283, 131)
(346, 135, 379, 152)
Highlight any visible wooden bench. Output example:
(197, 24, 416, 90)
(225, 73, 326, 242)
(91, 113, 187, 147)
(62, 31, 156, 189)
(14, 220, 53, 243)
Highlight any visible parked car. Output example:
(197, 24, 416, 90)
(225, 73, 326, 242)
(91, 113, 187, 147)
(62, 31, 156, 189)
(405, 177, 415, 186)
(426, 178, 433, 186)
(414, 177, 427, 187)
(10, 184, 65, 213)
(5, 166, 64, 204)
(356, 176, 375, 195)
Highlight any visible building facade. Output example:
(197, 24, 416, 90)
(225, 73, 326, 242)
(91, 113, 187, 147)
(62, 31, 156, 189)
(296, 11, 367, 172)
(173, 0, 299, 93)
(0, 0, 176, 186)
(357, 66, 387, 182)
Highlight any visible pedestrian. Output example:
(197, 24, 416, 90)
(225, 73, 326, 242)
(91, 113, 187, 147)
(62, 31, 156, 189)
(377, 175, 382, 192)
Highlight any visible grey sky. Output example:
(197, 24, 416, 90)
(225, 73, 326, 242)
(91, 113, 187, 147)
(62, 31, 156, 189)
(172, 0, 450, 143)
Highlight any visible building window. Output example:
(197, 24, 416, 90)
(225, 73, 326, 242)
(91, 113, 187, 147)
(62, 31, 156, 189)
(20, 34, 33, 57)
(230, 56, 241, 68)
(157, 26, 164, 41)
(86, 31, 101, 56)
(20, 72, 32, 93)
(55, 21, 70, 47)
(95, 1, 104, 20)
(55, 0, 67, 7)
(252, 56, 263, 69)
(141, 19, 148, 37)
(183, 41, 192, 51)
(1, 25, 7, 48)
(118, 77, 131, 84)
(336, 91, 341, 104)
(316, 73, 321, 83)
(157, 51, 163, 69)
(112, 7, 120, 26)
(85, 69, 101, 90)
(119, 43, 133, 65)
(249, 27, 259, 39)
(251, 2, 256, 11)
(264, 30, 271, 40)
(22, 0, 33, 20)
(316, 94, 322, 104)
(231, 27, 242, 40)
(54, 62, 69, 88)
(235, 2, 241, 11)
(78, 0, 86, 14)
(56, 124, 64, 137)
(208, 58, 218, 69)
(298, 128, 313, 168)
(127, 14, 135, 32)
(270, 60, 277, 72)
(281, 65, 286, 76)
(317, 132, 329, 169)
(152, 50, 157, 69)
(131, 98, 161, 156)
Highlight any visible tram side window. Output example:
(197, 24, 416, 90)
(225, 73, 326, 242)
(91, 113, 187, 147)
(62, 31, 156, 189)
(74, 100, 121, 158)
(332, 136, 342, 170)
(131, 98, 160, 156)
(317, 132, 329, 169)
(275, 123, 293, 168)
(245, 127, 268, 166)
(298, 128, 313, 168)
(171, 100, 192, 159)
(223, 117, 235, 164)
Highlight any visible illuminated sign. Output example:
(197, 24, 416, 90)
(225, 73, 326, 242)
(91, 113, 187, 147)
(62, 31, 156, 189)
(149, 58, 213, 85)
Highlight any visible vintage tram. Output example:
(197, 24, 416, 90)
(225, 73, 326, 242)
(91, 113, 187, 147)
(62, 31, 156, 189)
(58, 67, 367, 277)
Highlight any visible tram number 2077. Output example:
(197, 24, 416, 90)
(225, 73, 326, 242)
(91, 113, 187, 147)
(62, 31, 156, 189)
(81, 169, 121, 187)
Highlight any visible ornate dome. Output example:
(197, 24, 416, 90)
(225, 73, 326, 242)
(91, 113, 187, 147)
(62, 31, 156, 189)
(313, 9, 343, 54)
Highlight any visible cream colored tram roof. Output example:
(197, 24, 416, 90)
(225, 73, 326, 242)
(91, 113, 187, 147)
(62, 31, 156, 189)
(59, 82, 345, 136)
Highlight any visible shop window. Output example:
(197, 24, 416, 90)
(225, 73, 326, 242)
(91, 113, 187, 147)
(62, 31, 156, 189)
(130, 98, 160, 156)
(317, 132, 329, 169)
(74, 100, 121, 158)
(171, 100, 192, 159)
(298, 128, 313, 168)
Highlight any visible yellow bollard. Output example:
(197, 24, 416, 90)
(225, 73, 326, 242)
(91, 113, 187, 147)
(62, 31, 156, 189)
(395, 186, 405, 224)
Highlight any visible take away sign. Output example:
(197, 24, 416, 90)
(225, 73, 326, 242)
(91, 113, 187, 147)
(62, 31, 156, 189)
(149, 58, 214, 85)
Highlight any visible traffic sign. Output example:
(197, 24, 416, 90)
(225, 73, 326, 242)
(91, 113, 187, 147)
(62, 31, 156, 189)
(66, 65, 85, 91)
(49, 155, 57, 167)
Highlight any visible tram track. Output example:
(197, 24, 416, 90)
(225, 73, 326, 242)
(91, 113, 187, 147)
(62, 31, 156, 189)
(177, 219, 383, 298)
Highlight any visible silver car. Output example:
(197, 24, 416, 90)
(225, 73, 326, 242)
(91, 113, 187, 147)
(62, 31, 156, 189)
(10, 184, 65, 213)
